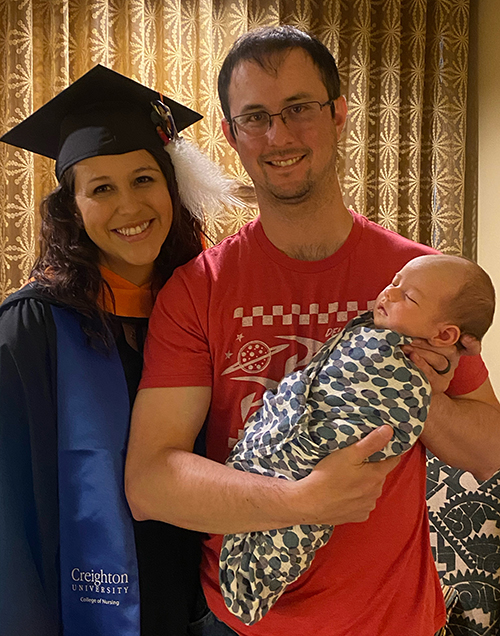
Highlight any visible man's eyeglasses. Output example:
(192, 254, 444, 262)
(230, 100, 334, 137)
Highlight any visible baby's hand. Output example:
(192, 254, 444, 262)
(401, 340, 459, 394)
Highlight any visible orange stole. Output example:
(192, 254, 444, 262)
(99, 266, 153, 318)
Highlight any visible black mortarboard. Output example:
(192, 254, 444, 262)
(0, 65, 202, 180)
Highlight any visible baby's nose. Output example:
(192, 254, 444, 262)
(386, 286, 402, 301)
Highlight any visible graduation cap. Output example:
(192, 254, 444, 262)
(0, 65, 202, 180)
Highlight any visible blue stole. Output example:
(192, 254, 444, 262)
(52, 306, 140, 636)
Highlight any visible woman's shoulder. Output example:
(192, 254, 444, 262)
(0, 283, 63, 348)
(1, 281, 54, 308)
(0, 282, 73, 315)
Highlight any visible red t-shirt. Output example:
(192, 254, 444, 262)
(141, 212, 488, 636)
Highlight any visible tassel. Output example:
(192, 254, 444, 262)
(151, 99, 251, 228)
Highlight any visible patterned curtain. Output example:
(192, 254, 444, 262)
(0, 0, 477, 298)
(1, 1, 495, 634)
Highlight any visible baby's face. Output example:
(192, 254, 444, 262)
(373, 256, 459, 338)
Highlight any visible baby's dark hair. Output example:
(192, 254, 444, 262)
(442, 256, 495, 341)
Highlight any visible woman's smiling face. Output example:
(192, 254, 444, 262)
(74, 149, 173, 286)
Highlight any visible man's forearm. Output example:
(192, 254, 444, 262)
(402, 346, 500, 481)
(127, 447, 301, 533)
(421, 391, 500, 481)
(125, 427, 400, 534)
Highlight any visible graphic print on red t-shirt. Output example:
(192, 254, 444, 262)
(221, 297, 376, 449)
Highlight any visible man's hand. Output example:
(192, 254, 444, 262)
(292, 425, 400, 526)
(402, 339, 459, 394)
(401, 339, 500, 481)
(402, 334, 482, 395)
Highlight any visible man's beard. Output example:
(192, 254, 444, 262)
(262, 175, 313, 203)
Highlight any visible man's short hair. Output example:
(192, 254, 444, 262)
(445, 257, 495, 341)
(218, 25, 341, 126)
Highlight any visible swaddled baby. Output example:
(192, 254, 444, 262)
(220, 254, 495, 625)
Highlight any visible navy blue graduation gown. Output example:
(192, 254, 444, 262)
(0, 285, 201, 636)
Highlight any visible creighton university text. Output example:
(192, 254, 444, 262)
(71, 568, 129, 594)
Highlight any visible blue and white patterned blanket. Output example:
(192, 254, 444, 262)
(220, 312, 431, 625)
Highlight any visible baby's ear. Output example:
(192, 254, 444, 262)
(428, 324, 461, 347)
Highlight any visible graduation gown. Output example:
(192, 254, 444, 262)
(0, 283, 201, 636)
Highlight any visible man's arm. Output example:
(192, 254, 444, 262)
(403, 342, 500, 481)
(124, 386, 400, 534)
(420, 378, 500, 481)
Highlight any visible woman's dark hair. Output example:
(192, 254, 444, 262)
(31, 148, 202, 347)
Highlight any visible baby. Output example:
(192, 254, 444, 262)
(219, 254, 495, 625)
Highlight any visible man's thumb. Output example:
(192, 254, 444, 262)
(350, 425, 394, 463)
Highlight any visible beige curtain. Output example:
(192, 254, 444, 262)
(0, 0, 475, 300)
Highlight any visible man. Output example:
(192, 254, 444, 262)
(125, 26, 500, 636)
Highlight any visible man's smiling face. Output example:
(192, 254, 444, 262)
(222, 48, 344, 206)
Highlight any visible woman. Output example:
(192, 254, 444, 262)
(0, 65, 236, 636)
